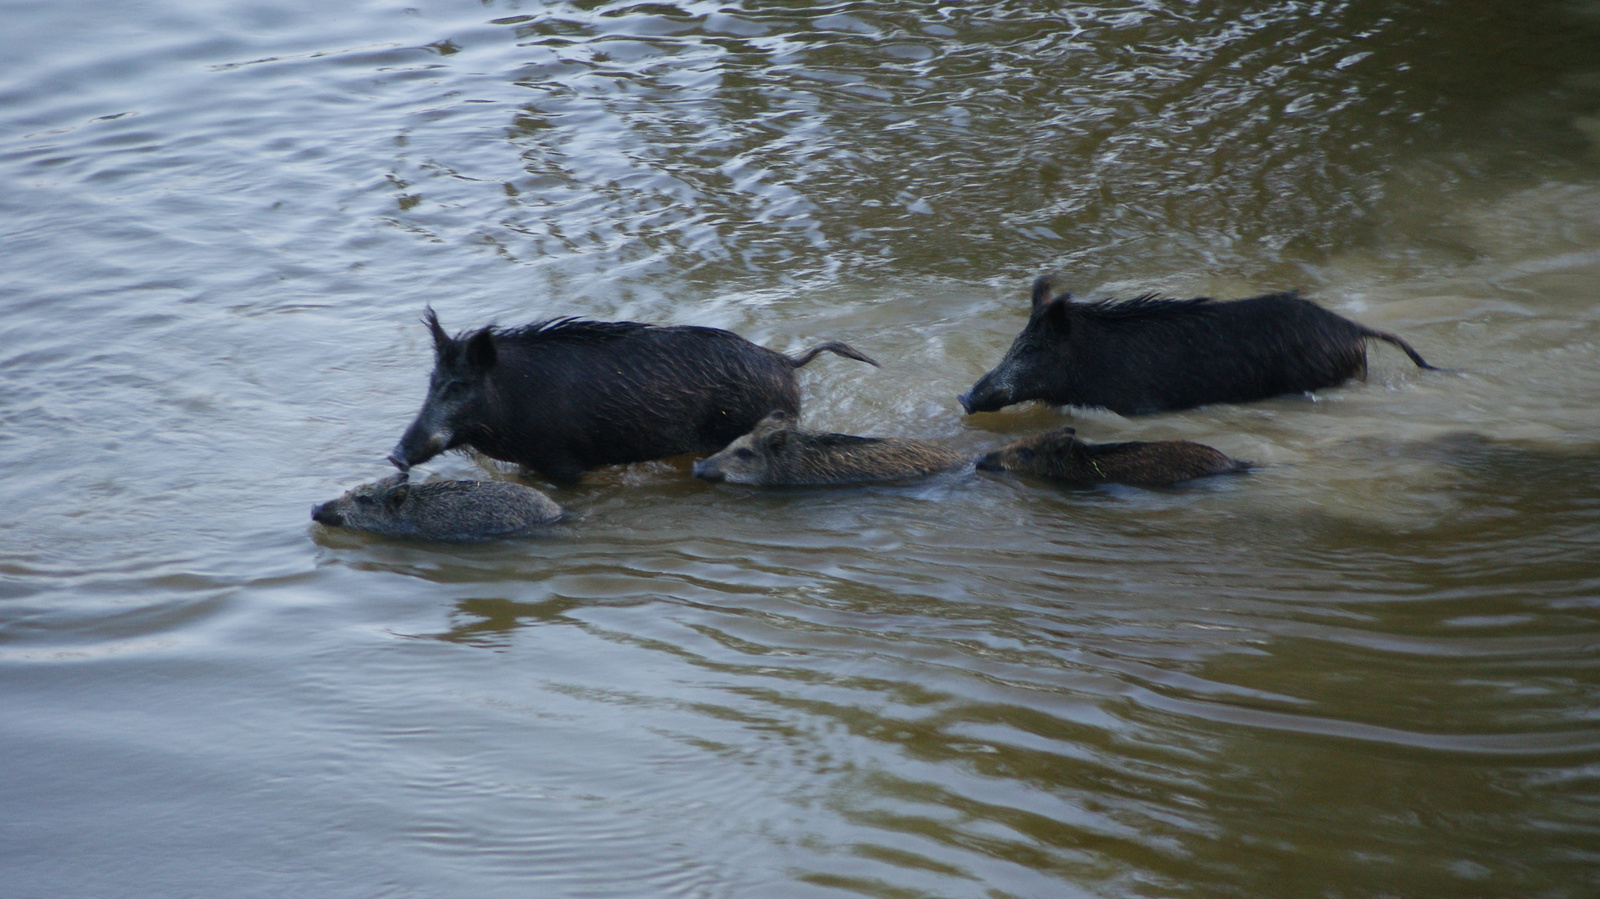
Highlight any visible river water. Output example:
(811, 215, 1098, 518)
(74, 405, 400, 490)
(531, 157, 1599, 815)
(3, 1, 1599, 896)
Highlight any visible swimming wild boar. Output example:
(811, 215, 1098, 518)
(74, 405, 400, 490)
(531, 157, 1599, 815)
(959, 274, 1438, 416)
(312, 473, 562, 541)
(975, 427, 1248, 488)
(692, 411, 967, 486)
(389, 309, 877, 482)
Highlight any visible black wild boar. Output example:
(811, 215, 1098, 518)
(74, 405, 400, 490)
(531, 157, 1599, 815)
(691, 411, 968, 486)
(958, 274, 1438, 416)
(312, 473, 562, 541)
(976, 427, 1248, 488)
(389, 309, 877, 482)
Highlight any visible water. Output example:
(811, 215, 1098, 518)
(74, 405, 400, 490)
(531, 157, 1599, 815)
(3, 0, 1599, 896)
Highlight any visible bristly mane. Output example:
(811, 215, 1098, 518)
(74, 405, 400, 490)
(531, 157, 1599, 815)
(807, 431, 884, 449)
(1066, 291, 1303, 324)
(485, 318, 657, 345)
(1067, 294, 1213, 322)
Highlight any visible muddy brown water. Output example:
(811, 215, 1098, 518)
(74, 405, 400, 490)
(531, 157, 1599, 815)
(3, 1, 1599, 896)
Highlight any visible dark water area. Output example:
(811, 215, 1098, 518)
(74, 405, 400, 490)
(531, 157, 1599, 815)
(3, 1, 1600, 896)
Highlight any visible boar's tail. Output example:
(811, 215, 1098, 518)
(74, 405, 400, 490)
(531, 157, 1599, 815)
(1360, 327, 1440, 371)
(787, 341, 880, 369)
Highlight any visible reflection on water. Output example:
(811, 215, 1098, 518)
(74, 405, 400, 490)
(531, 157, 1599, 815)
(3, 0, 1600, 896)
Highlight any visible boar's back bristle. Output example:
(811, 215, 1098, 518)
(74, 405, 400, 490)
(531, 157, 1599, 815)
(1067, 293, 1225, 323)
(495, 318, 653, 346)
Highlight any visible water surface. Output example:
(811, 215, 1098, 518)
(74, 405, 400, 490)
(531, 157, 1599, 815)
(3, 1, 1600, 896)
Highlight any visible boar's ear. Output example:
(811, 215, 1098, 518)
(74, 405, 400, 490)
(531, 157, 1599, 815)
(1039, 294, 1073, 333)
(385, 481, 410, 510)
(751, 410, 789, 438)
(1030, 272, 1072, 309)
(1030, 273, 1058, 310)
(424, 307, 451, 354)
(1051, 426, 1082, 448)
(760, 427, 789, 454)
(465, 328, 498, 372)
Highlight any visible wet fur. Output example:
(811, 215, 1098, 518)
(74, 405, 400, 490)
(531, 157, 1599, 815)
(960, 274, 1437, 416)
(693, 411, 967, 486)
(976, 427, 1248, 488)
(390, 309, 877, 482)
(313, 473, 562, 540)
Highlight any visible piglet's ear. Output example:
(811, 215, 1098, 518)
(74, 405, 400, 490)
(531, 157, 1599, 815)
(465, 328, 497, 372)
(763, 428, 789, 454)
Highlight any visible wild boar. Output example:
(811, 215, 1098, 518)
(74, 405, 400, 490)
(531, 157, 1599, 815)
(959, 274, 1438, 416)
(691, 411, 967, 486)
(975, 426, 1248, 488)
(389, 309, 877, 482)
(312, 473, 562, 541)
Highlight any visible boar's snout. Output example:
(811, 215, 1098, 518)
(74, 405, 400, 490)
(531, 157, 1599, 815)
(957, 378, 1010, 415)
(311, 501, 343, 527)
(973, 451, 1004, 472)
(691, 459, 724, 482)
(389, 421, 449, 471)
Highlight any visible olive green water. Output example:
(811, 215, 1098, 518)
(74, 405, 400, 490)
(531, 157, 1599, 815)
(3, 1, 1599, 896)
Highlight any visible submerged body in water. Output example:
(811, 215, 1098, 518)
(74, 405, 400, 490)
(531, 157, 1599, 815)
(313, 473, 561, 540)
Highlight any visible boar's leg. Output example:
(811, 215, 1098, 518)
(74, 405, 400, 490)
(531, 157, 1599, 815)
(527, 460, 584, 485)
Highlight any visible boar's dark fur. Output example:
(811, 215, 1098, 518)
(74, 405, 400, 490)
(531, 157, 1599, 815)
(959, 274, 1438, 416)
(976, 427, 1248, 488)
(691, 411, 967, 486)
(389, 309, 877, 482)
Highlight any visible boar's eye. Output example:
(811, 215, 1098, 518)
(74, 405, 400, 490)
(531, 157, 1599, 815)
(355, 493, 376, 505)
(733, 448, 756, 461)
(440, 379, 470, 399)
